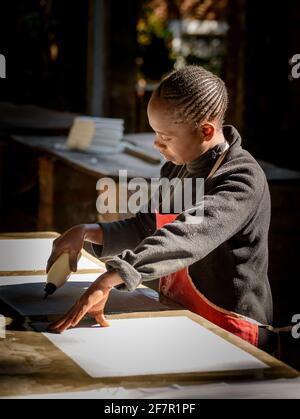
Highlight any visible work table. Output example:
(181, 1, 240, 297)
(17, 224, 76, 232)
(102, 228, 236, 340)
(0, 233, 299, 399)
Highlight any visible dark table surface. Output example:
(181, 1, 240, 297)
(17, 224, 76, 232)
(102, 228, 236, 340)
(10, 133, 300, 182)
(11, 134, 163, 179)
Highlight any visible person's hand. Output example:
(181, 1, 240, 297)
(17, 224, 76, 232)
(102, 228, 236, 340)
(48, 279, 110, 332)
(46, 225, 86, 273)
(48, 271, 124, 333)
(47, 224, 103, 273)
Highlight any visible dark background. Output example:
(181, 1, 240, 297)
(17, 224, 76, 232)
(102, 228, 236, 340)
(0, 0, 299, 168)
(0, 0, 299, 368)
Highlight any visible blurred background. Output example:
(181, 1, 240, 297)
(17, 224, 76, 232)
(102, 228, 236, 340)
(0, 0, 299, 366)
(0, 0, 300, 164)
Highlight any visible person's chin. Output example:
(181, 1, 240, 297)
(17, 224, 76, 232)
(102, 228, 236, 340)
(161, 154, 170, 161)
(161, 154, 178, 164)
(168, 157, 182, 165)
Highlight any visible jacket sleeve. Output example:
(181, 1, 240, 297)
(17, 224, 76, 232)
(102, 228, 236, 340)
(104, 162, 267, 291)
(91, 162, 173, 258)
(92, 211, 156, 258)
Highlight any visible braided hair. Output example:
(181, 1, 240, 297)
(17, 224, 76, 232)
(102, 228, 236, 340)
(154, 65, 228, 129)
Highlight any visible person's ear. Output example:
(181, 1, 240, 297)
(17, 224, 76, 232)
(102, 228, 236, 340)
(200, 123, 215, 141)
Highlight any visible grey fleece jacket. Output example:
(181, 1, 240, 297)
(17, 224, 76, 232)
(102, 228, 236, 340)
(92, 126, 273, 325)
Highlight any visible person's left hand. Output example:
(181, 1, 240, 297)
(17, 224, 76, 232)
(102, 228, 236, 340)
(48, 272, 124, 333)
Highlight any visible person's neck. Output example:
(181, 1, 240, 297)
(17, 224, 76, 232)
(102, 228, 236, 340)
(192, 131, 227, 161)
(206, 130, 227, 152)
(186, 131, 228, 174)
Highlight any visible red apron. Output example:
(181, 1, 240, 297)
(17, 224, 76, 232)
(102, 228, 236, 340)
(156, 212, 259, 347)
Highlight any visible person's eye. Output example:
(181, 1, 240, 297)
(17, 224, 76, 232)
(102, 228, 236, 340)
(161, 136, 172, 142)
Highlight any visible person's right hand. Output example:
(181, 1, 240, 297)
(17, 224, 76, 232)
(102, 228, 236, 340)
(46, 225, 87, 274)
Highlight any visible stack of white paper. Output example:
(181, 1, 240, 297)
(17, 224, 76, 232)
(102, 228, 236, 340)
(67, 116, 124, 153)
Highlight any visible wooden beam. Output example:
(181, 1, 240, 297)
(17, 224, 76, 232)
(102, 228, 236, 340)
(86, 0, 110, 116)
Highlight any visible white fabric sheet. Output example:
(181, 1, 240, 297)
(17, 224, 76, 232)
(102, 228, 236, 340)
(44, 316, 268, 378)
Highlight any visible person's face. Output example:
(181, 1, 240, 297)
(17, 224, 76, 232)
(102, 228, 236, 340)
(147, 96, 212, 165)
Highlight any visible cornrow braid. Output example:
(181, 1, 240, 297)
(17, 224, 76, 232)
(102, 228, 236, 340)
(154, 65, 228, 128)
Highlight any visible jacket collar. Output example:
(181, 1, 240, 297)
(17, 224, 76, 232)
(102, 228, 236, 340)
(186, 125, 242, 175)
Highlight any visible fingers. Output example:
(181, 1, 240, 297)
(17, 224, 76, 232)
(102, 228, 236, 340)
(49, 315, 76, 334)
(70, 304, 90, 328)
(48, 301, 87, 333)
(48, 281, 112, 333)
(69, 250, 79, 272)
(46, 250, 63, 274)
(46, 227, 84, 274)
(94, 312, 110, 328)
(48, 316, 69, 333)
(48, 309, 76, 333)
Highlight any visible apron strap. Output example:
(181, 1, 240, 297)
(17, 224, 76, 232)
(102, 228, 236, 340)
(206, 142, 230, 181)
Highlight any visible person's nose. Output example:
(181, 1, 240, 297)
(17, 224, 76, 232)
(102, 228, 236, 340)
(154, 135, 166, 151)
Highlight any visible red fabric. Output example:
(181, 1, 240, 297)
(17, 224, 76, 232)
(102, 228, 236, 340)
(156, 211, 259, 347)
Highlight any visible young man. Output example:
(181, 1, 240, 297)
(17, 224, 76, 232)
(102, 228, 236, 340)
(47, 66, 274, 350)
